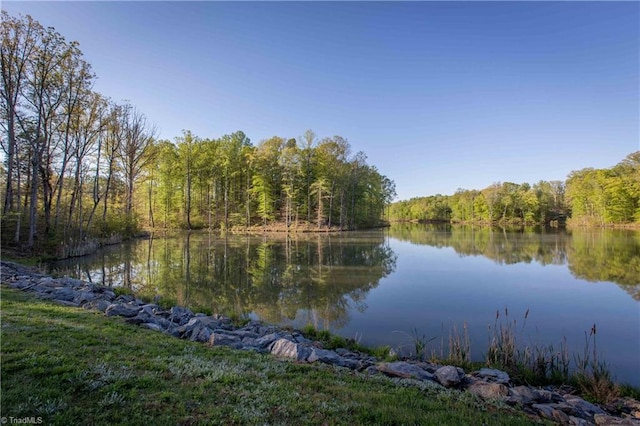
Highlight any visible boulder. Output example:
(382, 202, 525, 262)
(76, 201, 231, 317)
(49, 287, 77, 302)
(73, 291, 97, 305)
(84, 299, 111, 312)
(254, 332, 283, 350)
(569, 416, 592, 426)
(434, 365, 464, 387)
(105, 303, 141, 318)
(193, 326, 212, 343)
(506, 385, 537, 405)
(142, 323, 163, 332)
(209, 332, 241, 347)
(376, 362, 434, 381)
(270, 338, 311, 361)
(307, 348, 361, 370)
(115, 294, 136, 303)
(475, 368, 510, 384)
(565, 396, 606, 420)
(594, 414, 640, 425)
(467, 382, 508, 400)
(532, 403, 572, 424)
(169, 306, 194, 325)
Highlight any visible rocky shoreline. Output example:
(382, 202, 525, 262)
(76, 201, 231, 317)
(1, 260, 638, 425)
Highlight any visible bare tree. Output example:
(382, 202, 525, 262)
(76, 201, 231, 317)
(117, 103, 156, 219)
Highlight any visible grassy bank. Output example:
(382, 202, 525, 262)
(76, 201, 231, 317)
(0, 287, 540, 425)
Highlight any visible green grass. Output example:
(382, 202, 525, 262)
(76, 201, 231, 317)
(0, 288, 540, 425)
(300, 323, 397, 361)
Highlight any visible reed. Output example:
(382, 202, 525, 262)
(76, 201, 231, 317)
(406, 309, 621, 403)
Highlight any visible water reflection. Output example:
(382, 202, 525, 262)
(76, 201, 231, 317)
(49, 225, 639, 385)
(388, 224, 640, 299)
(50, 232, 398, 328)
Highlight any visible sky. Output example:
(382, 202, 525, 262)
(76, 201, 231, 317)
(3, 1, 639, 201)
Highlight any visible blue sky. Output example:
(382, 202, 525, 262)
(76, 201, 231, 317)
(4, 1, 639, 201)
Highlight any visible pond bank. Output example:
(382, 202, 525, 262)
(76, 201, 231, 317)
(1, 260, 639, 425)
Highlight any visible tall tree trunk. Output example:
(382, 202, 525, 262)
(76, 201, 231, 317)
(3, 114, 16, 214)
(27, 148, 42, 250)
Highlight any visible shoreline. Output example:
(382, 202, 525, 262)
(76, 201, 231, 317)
(1, 260, 639, 425)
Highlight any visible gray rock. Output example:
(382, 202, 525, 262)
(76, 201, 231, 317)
(193, 326, 212, 343)
(99, 290, 117, 301)
(307, 348, 361, 369)
(74, 291, 97, 305)
(153, 317, 172, 329)
(37, 277, 57, 288)
(594, 414, 640, 425)
(434, 365, 464, 387)
(376, 362, 434, 381)
(105, 303, 141, 318)
(533, 403, 572, 424)
(569, 415, 592, 426)
(565, 396, 606, 419)
(84, 299, 111, 312)
(467, 382, 509, 400)
(605, 397, 640, 419)
(8, 278, 36, 290)
(254, 332, 282, 349)
(142, 323, 163, 332)
(418, 362, 439, 374)
(170, 306, 194, 325)
(535, 389, 565, 404)
(59, 277, 86, 289)
(179, 318, 205, 339)
(506, 385, 537, 405)
(115, 294, 136, 303)
(49, 287, 77, 301)
(270, 338, 311, 361)
(209, 332, 241, 347)
(230, 329, 259, 339)
(476, 368, 510, 384)
(292, 332, 312, 344)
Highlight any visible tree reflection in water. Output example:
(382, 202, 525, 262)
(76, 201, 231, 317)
(50, 232, 398, 328)
(389, 224, 640, 300)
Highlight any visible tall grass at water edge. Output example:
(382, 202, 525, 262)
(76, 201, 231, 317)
(403, 308, 625, 403)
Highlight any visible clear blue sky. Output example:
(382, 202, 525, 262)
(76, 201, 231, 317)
(4, 1, 639, 201)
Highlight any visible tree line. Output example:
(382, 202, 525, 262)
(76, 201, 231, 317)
(0, 13, 395, 254)
(153, 130, 395, 232)
(389, 152, 640, 227)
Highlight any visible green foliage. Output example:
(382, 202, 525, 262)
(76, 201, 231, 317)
(390, 180, 567, 226)
(95, 215, 140, 239)
(300, 324, 396, 359)
(391, 151, 640, 228)
(112, 287, 135, 297)
(565, 152, 640, 226)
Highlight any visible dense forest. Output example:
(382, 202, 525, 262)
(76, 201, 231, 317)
(0, 13, 395, 255)
(389, 151, 640, 227)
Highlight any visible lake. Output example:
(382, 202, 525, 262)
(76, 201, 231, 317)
(49, 224, 640, 386)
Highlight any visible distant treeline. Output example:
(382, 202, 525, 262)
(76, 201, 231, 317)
(0, 12, 395, 254)
(389, 152, 640, 227)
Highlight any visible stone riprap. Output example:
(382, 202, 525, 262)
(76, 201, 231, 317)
(1, 260, 639, 426)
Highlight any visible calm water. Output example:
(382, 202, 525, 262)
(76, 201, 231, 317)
(49, 224, 640, 385)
